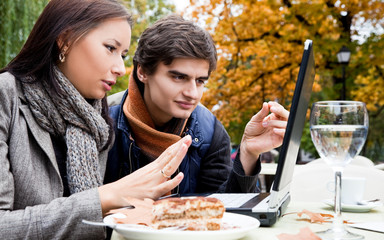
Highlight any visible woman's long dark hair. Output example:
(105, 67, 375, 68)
(1, 0, 133, 147)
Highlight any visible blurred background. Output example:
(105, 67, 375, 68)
(1, 0, 383, 163)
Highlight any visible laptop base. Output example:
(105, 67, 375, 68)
(226, 194, 291, 226)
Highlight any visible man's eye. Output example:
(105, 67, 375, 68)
(197, 79, 206, 85)
(174, 75, 185, 80)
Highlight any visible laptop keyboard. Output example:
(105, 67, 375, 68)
(208, 193, 259, 208)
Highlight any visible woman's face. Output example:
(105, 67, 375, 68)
(59, 18, 131, 99)
(138, 58, 209, 127)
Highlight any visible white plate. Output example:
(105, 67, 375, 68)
(104, 212, 260, 240)
(323, 199, 383, 213)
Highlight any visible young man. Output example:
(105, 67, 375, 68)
(105, 15, 289, 196)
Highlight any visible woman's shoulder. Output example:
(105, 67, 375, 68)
(0, 72, 22, 112)
(0, 72, 18, 90)
(0, 72, 20, 124)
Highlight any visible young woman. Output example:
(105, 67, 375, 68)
(105, 15, 289, 195)
(0, 1, 191, 239)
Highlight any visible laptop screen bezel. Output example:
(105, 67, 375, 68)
(268, 39, 315, 208)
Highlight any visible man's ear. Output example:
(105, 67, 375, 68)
(137, 65, 148, 83)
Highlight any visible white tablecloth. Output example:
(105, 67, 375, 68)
(111, 201, 384, 240)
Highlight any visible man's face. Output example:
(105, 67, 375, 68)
(138, 58, 210, 127)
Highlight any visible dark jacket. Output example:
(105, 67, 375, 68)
(105, 90, 260, 193)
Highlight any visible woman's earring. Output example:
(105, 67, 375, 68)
(59, 52, 66, 63)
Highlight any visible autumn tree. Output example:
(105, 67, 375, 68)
(0, 0, 188, 159)
(0, 0, 176, 94)
(0, 0, 49, 68)
(186, 0, 384, 160)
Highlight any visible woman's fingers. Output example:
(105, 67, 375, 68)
(158, 172, 184, 194)
(156, 135, 191, 164)
(157, 135, 191, 176)
(103, 135, 192, 203)
(162, 138, 191, 176)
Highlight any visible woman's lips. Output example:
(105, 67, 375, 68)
(102, 79, 116, 91)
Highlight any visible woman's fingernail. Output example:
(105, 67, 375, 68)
(262, 121, 268, 127)
(176, 172, 184, 180)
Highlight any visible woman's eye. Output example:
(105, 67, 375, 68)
(121, 55, 127, 60)
(105, 44, 116, 52)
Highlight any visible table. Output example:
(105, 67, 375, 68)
(111, 201, 384, 240)
(259, 163, 278, 192)
(260, 163, 278, 175)
(246, 201, 384, 240)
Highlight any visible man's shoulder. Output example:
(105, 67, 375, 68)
(193, 104, 228, 137)
(107, 90, 126, 107)
(191, 104, 218, 133)
(194, 103, 216, 119)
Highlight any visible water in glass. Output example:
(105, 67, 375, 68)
(310, 101, 368, 240)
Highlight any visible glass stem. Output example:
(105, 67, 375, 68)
(333, 170, 344, 231)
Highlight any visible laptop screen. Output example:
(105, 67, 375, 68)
(268, 39, 315, 208)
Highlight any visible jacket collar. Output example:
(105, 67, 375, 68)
(116, 89, 204, 148)
(16, 80, 61, 177)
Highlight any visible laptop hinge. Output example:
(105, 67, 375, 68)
(268, 183, 290, 210)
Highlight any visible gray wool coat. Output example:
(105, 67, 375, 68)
(0, 72, 108, 239)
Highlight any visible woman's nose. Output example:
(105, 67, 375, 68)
(112, 57, 126, 77)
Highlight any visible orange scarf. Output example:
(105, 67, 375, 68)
(122, 75, 187, 160)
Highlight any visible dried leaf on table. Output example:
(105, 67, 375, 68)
(277, 227, 321, 240)
(282, 209, 332, 223)
(297, 209, 333, 223)
(283, 209, 353, 224)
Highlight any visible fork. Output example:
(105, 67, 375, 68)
(158, 226, 187, 231)
(104, 204, 135, 216)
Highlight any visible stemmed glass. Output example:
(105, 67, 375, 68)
(310, 101, 369, 240)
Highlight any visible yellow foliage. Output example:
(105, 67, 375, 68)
(187, 0, 384, 146)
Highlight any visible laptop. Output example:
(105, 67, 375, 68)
(207, 39, 316, 226)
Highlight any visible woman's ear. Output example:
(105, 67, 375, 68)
(137, 65, 148, 83)
(56, 30, 71, 53)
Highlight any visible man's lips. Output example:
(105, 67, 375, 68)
(176, 101, 195, 109)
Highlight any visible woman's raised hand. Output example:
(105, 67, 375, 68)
(98, 135, 192, 216)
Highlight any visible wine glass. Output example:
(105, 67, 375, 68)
(310, 101, 369, 240)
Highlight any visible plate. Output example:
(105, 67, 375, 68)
(104, 212, 260, 240)
(323, 199, 383, 213)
